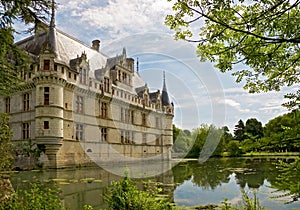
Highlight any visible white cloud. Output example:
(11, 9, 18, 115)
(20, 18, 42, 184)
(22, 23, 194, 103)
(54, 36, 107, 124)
(57, 0, 173, 40)
(224, 99, 240, 108)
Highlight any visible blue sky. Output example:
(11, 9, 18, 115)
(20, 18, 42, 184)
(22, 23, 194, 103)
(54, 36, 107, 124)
(15, 0, 298, 131)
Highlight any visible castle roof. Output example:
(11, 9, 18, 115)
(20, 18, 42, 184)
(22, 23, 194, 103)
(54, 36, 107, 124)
(15, 22, 169, 101)
(16, 27, 108, 79)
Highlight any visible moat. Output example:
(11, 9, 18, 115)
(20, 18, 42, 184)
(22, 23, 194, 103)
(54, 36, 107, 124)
(11, 157, 300, 210)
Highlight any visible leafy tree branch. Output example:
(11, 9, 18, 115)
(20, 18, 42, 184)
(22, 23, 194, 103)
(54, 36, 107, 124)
(165, 0, 300, 109)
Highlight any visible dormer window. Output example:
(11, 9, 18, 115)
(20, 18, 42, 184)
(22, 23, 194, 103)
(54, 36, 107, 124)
(104, 77, 110, 93)
(44, 60, 50, 70)
(79, 68, 87, 84)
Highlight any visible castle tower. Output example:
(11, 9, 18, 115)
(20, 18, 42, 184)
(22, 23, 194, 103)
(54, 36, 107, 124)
(33, 0, 65, 168)
(160, 71, 174, 159)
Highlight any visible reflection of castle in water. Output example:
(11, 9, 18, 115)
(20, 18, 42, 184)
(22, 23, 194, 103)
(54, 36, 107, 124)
(11, 158, 296, 209)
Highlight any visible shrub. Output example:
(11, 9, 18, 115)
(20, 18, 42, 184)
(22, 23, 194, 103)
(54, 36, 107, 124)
(0, 179, 64, 210)
(105, 176, 176, 210)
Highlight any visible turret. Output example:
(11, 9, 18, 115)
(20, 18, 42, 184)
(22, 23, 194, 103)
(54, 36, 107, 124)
(34, 0, 65, 168)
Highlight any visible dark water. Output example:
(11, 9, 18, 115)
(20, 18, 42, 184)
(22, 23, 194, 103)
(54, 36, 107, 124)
(11, 157, 300, 210)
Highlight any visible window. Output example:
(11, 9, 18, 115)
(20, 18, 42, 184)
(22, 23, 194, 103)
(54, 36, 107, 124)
(23, 93, 29, 111)
(44, 121, 49, 129)
(79, 68, 87, 84)
(118, 70, 121, 81)
(121, 130, 124, 144)
(131, 131, 135, 144)
(22, 123, 30, 139)
(120, 108, 132, 123)
(5, 97, 10, 113)
(142, 113, 146, 126)
(44, 87, 50, 105)
(76, 124, 84, 140)
(156, 117, 161, 128)
(142, 133, 147, 145)
(104, 77, 110, 92)
(61, 67, 64, 74)
(125, 109, 131, 123)
(120, 107, 124, 122)
(83, 69, 87, 84)
(131, 110, 134, 124)
(68, 72, 71, 78)
(100, 102, 107, 118)
(74, 74, 77, 80)
(75, 95, 84, 113)
(125, 131, 130, 144)
(156, 135, 160, 146)
(125, 109, 128, 123)
(101, 128, 107, 142)
(44, 60, 50, 70)
(54, 64, 57, 71)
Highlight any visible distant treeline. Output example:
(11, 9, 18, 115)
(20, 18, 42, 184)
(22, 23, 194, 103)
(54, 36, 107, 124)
(173, 110, 300, 157)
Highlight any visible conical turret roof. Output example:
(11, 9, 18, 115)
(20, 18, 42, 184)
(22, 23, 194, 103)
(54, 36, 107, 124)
(161, 71, 170, 106)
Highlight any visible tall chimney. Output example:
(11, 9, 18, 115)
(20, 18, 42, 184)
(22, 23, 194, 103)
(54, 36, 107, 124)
(92, 39, 100, 52)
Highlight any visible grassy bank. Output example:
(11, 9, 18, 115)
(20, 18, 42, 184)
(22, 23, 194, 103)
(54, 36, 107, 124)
(242, 151, 300, 157)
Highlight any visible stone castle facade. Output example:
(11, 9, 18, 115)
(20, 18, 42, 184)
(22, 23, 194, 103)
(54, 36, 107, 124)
(0, 17, 174, 168)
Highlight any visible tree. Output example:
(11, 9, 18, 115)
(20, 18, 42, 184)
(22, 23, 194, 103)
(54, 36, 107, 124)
(0, 113, 14, 201)
(221, 126, 233, 145)
(0, 113, 13, 172)
(165, 0, 300, 108)
(245, 118, 263, 139)
(263, 110, 300, 152)
(233, 119, 245, 141)
(172, 124, 180, 143)
(187, 124, 210, 157)
(187, 124, 226, 158)
(172, 131, 192, 153)
(227, 140, 242, 157)
(0, 0, 52, 95)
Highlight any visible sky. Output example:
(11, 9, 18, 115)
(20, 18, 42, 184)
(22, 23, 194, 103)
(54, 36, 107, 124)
(15, 0, 298, 132)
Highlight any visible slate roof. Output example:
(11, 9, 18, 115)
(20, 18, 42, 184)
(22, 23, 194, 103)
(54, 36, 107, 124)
(149, 91, 160, 103)
(16, 27, 108, 79)
(15, 24, 170, 102)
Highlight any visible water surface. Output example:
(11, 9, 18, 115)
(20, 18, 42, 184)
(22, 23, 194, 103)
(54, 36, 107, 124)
(11, 157, 300, 209)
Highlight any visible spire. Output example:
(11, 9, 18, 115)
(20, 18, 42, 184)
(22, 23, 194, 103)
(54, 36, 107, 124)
(137, 57, 139, 73)
(50, 0, 55, 28)
(46, 0, 57, 54)
(122, 47, 126, 58)
(163, 71, 167, 91)
(161, 71, 170, 106)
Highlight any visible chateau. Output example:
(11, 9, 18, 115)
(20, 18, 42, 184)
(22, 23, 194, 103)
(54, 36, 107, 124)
(0, 14, 174, 168)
